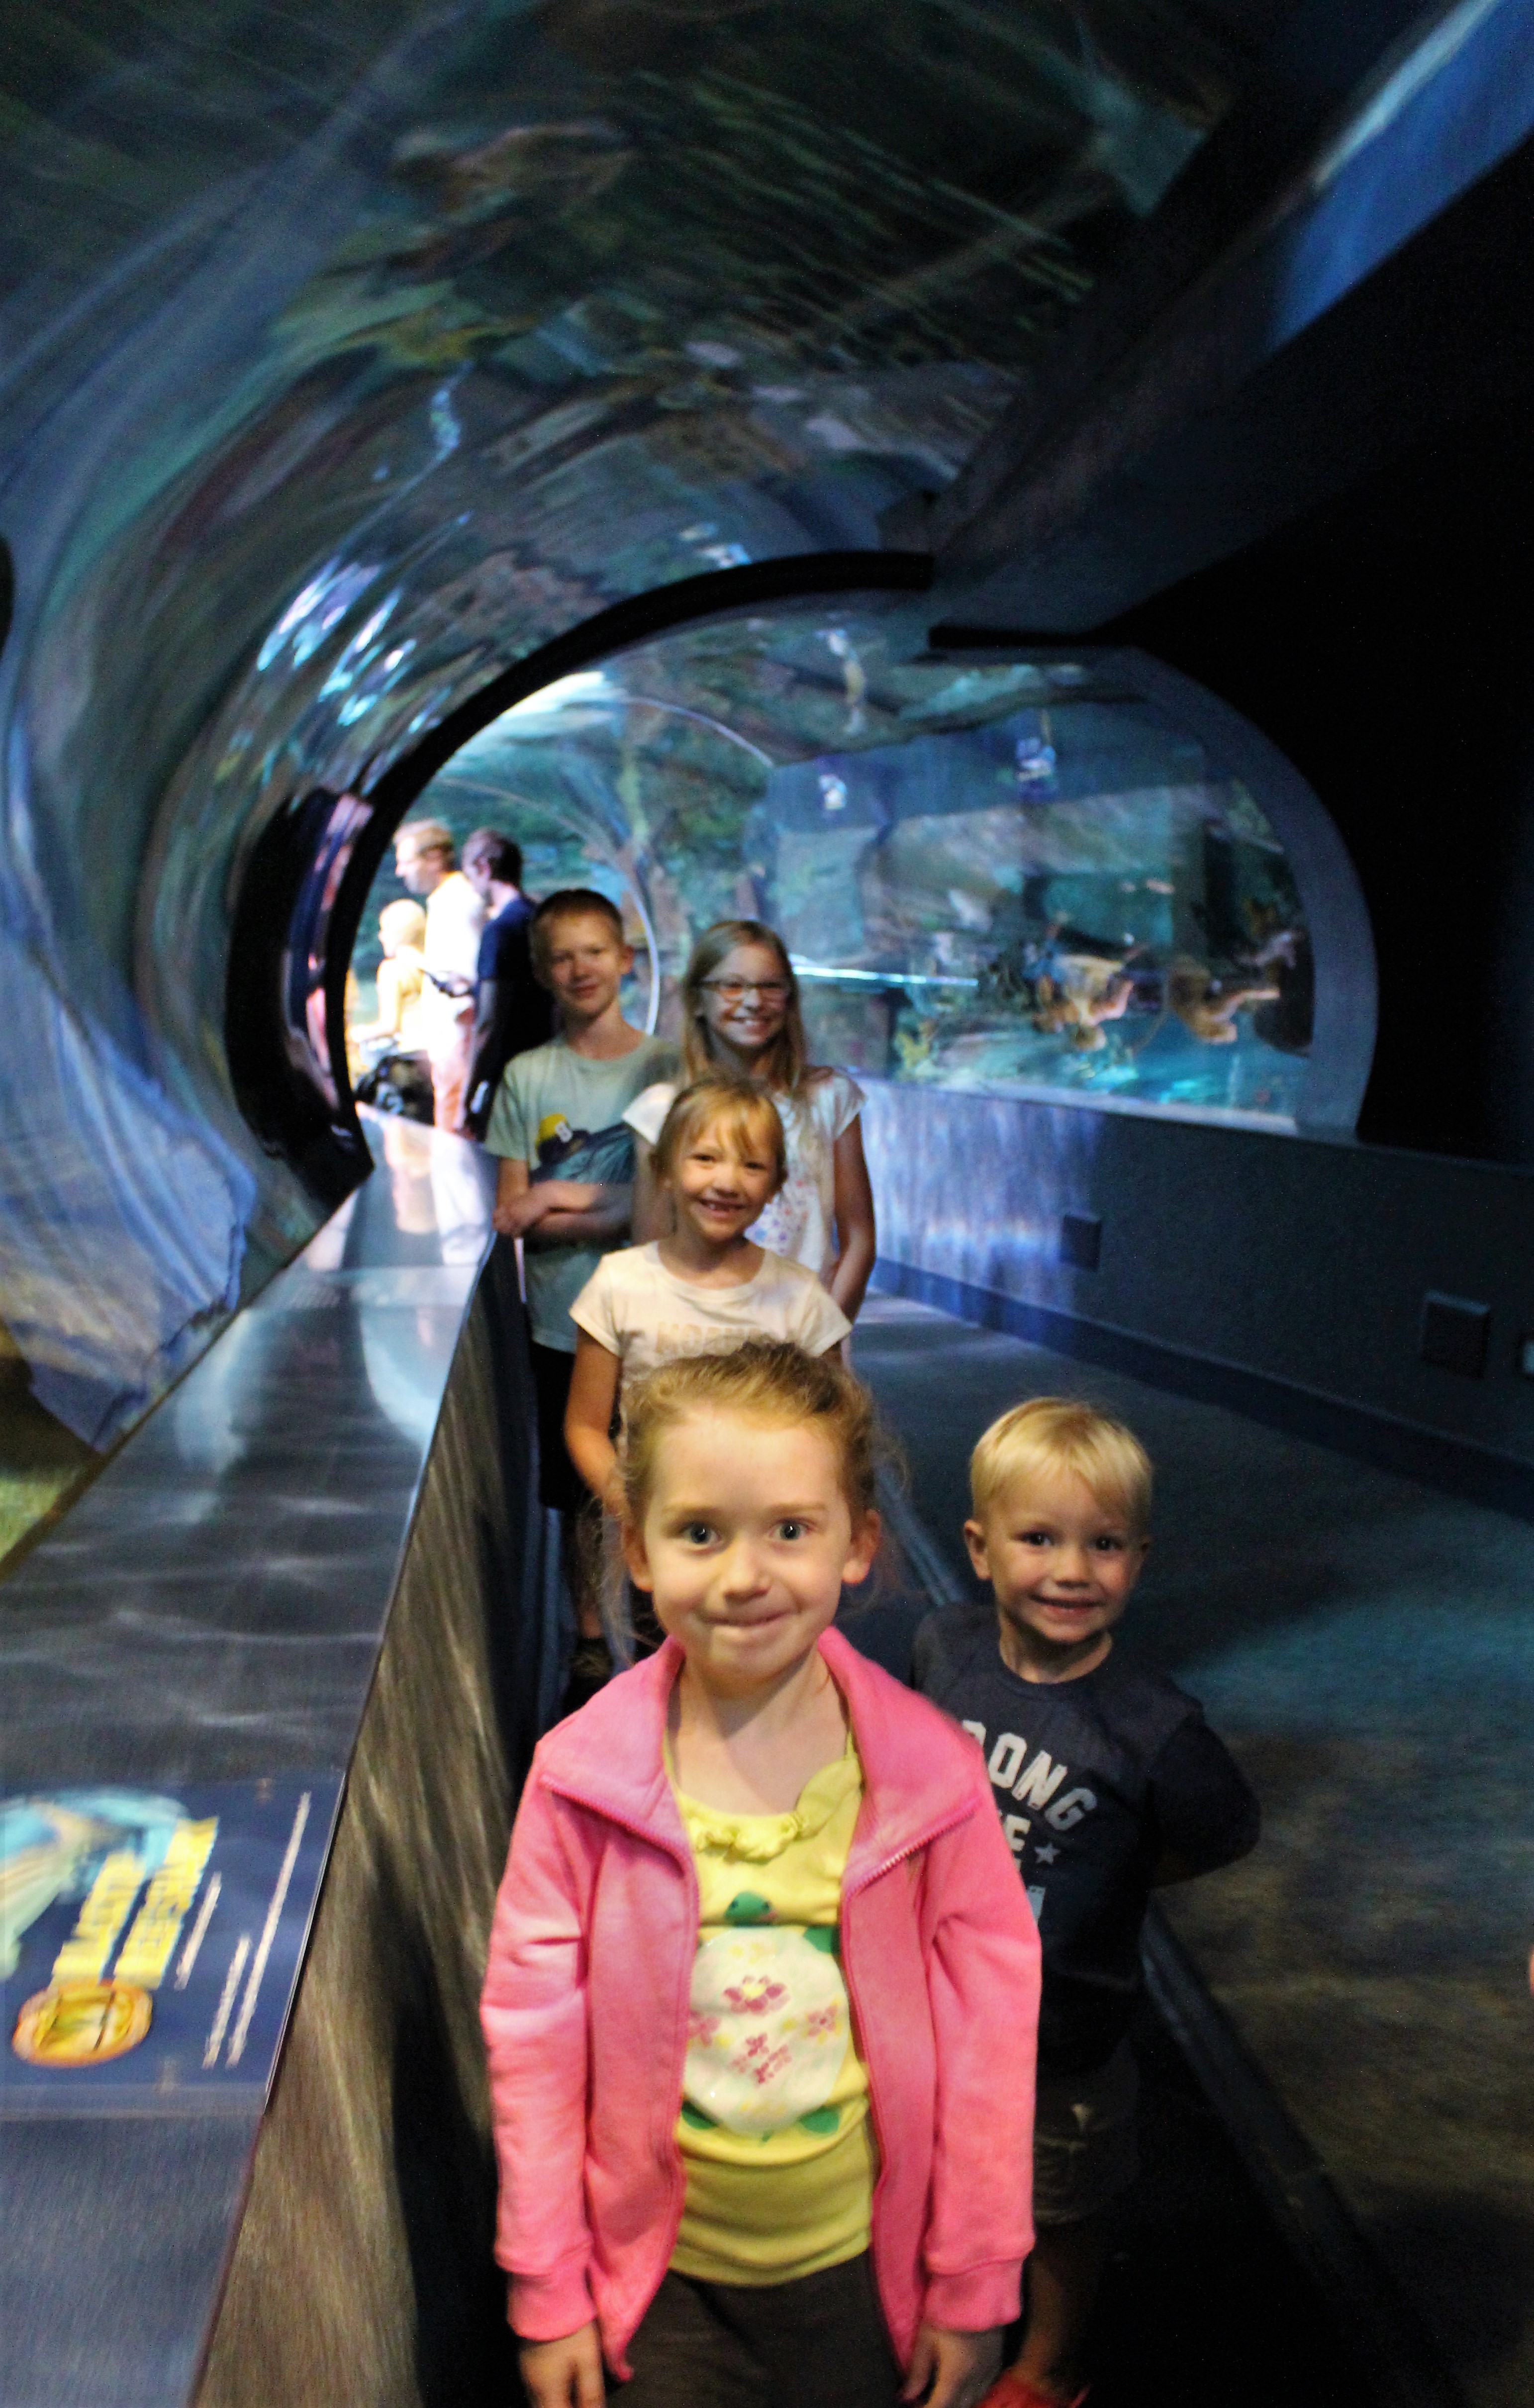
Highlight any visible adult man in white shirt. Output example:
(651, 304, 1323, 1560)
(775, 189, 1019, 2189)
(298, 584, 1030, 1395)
(394, 817, 486, 1132)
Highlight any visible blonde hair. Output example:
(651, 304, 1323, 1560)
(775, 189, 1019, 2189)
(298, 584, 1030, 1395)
(620, 1341, 880, 1531)
(969, 1396, 1153, 1535)
(395, 817, 454, 861)
(681, 919, 813, 1095)
(378, 898, 427, 953)
(652, 1073, 787, 1194)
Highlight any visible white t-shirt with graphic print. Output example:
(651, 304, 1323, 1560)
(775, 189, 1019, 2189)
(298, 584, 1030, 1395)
(624, 1068, 864, 1280)
(570, 1241, 850, 1379)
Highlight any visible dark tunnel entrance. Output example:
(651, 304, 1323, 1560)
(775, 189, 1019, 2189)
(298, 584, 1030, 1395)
(224, 554, 937, 1209)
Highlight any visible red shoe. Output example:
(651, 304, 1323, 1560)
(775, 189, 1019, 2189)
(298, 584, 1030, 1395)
(977, 2374, 1088, 2408)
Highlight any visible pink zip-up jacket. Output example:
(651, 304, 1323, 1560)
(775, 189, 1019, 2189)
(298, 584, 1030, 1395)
(480, 1626, 1040, 2376)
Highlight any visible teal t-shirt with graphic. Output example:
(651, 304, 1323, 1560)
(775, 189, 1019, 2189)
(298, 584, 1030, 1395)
(484, 1032, 678, 1351)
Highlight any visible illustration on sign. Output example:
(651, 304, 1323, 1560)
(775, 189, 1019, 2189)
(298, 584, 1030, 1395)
(0, 1776, 340, 2110)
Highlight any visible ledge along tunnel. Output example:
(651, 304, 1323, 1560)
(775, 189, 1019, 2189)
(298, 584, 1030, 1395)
(2, 5, 1534, 2404)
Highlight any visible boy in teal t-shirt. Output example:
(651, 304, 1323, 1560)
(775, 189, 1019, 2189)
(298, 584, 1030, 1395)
(484, 890, 677, 1577)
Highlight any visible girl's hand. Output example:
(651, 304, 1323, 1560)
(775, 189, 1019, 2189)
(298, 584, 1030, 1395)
(901, 2322, 1003, 2408)
(519, 2320, 605, 2407)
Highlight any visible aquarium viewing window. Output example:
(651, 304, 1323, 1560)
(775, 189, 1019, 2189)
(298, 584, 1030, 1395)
(762, 705, 1312, 1127)
(352, 604, 1366, 1136)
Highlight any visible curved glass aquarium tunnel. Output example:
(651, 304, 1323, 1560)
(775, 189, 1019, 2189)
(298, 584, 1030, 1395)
(0, 557, 1378, 1578)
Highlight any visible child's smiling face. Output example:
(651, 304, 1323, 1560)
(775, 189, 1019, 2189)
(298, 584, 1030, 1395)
(698, 941, 791, 1064)
(669, 1118, 779, 1250)
(625, 1410, 878, 1701)
(539, 912, 631, 1023)
(965, 1464, 1148, 1681)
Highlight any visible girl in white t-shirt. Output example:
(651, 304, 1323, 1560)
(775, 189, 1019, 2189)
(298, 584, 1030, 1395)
(625, 920, 876, 1321)
(566, 1075, 850, 1513)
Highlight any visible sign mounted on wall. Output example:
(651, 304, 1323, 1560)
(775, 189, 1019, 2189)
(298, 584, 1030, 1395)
(0, 1774, 341, 2113)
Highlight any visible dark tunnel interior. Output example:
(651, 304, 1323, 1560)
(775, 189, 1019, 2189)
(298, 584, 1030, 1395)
(3, 5, 1534, 2407)
(1110, 385, 1534, 1167)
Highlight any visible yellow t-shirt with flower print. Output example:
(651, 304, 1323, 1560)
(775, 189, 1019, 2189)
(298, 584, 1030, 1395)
(668, 1736, 875, 2286)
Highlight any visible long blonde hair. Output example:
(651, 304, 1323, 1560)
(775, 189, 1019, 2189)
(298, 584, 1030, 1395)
(680, 920, 813, 1095)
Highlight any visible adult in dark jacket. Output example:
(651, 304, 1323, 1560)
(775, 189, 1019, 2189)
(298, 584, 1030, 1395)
(460, 827, 553, 1137)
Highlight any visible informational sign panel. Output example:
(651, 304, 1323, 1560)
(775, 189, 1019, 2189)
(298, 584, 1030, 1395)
(0, 1775, 342, 2114)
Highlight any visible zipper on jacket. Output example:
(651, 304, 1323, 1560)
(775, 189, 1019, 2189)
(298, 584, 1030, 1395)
(840, 1791, 980, 2354)
(842, 1794, 977, 1900)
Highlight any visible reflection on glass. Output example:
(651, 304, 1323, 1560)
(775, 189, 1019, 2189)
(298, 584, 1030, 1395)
(0, 1318, 94, 1575)
(286, 791, 373, 1108)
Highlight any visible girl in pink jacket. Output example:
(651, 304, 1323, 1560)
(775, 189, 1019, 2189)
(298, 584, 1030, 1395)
(481, 1341, 1040, 2408)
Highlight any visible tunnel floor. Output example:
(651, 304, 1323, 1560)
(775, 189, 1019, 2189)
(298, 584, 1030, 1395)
(850, 1293, 1534, 2408)
(1075, 1989, 1352, 2408)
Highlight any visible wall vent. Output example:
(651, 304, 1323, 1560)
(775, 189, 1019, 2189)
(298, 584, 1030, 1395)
(1420, 1292, 1489, 1378)
(1060, 1212, 1102, 1272)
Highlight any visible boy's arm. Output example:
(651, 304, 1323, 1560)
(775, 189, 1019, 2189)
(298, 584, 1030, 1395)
(493, 1155, 546, 1238)
(565, 1333, 623, 1511)
(351, 960, 401, 1046)
(916, 1756, 1040, 2336)
(1149, 1716, 1260, 1886)
(492, 1163, 631, 1244)
(486, 1070, 540, 1231)
(529, 1182, 633, 1246)
(480, 1772, 597, 2343)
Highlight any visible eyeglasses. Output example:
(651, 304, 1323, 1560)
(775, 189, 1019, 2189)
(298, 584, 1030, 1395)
(701, 977, 791, 1005)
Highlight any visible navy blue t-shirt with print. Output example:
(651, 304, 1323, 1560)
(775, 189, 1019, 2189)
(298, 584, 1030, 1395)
(912, 1604, 1259, 2074)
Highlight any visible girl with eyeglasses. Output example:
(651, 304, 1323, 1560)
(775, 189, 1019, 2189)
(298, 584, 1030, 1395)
(625, 920, 877, 1325)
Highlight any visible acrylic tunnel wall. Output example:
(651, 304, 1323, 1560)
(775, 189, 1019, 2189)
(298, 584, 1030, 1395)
(0, 0, 1320, 1568)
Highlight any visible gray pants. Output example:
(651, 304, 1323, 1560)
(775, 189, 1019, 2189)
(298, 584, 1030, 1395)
(615, 2253, 901, 2408)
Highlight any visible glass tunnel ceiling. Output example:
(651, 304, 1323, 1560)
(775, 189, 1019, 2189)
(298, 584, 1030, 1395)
(0, 2, 1288, 1496)
(364, 598, 1316, 1127)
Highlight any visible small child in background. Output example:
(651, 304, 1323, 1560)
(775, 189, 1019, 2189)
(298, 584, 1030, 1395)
(481, 1342, 1040, 2408)
(350, 898, 428, 1053)
(913, 1398, 1259, 2408)
(564, 1074, 851, 1515)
